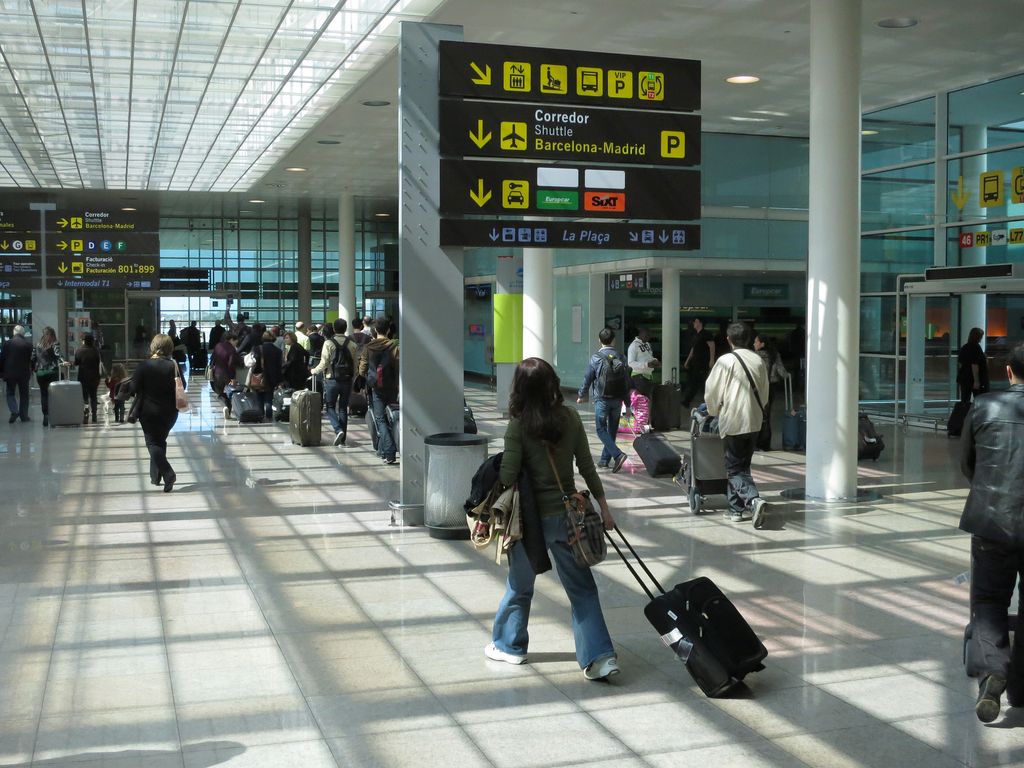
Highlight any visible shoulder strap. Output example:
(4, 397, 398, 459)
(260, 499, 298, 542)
(544, 444, 570, 501)
(730, 351, 765, 414)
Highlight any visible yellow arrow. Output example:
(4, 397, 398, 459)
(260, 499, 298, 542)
(0, 241, 7, 250)
(470, 62, 491, 86)
(951, 175, 970, 210)
(57, 240, 68, 250)
(58, 262, 68, 273)
(469, 119, 492, 149)
(56, 217, 68, 228)
(469, 179, 492, 208)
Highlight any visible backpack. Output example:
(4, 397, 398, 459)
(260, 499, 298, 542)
(597, 350, 628, 399)
(330, 337, 354, 381)
(366, 344, 397, 393)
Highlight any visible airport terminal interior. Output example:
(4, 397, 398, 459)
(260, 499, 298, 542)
(2, 0, 1024, 766)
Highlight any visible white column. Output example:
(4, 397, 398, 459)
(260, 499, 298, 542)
(588, 272, 606, 353)
(338, 193, 356, 323)
(806, 0, 862, 500)
(523, 248, 554, 361)
(661, 267, 680, 382)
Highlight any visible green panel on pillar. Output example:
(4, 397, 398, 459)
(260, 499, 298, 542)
(493, 293, 523, 363)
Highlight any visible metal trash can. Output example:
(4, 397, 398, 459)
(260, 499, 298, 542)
(424, 432, 489, 540)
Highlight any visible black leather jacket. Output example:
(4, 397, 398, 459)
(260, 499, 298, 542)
(960, 384, 1024, 546)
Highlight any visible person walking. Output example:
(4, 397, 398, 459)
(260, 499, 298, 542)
(487, 357, 619, 680)
(2, 325, 34, 423)
(311, 319, 356, 447)
(74, 333, 102, 424)
(681, 317, 715, 408)
(627, 326, 659, 392)
(33, 326, 64, 427)
(577, 327, 629, 472)
(357, 317, 400, 464)
(960, 341, 1024, 723)
(130, 334, 180, 492)
(753, 333, 788, 451)
(253, 330, 283, 422)
(211, 332, 243, 417)
(957, 327, 989, 405)
(704, 322, 770, 527)
(281, 331, 309, 391)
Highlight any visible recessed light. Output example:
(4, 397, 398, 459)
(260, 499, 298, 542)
(248, 199, 265, 204)
(877, 17, 918, 28)
(862, 129, 879, 136)
(285, 166, 306, 172)
(726, 75, 760, 84)
(317, 139, 341, 145)
(751, 110, 788, 117)
(267, 182, 286, 188)
(121, 206, 136, 212)
(728, 116, 769, 122)
(361, 99, 391, 107)
(239, 210, 253, 214)
(374, 213, 391, 218)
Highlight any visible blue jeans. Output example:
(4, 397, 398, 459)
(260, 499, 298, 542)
(594, 397, 624, 465)
(491, 514, 615, 669)
(258, 389, 274, 422)
(324, 378, 351, 436)
(370, 390, 396, 460)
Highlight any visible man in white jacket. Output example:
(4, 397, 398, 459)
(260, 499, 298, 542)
(704, 322, 770, 528)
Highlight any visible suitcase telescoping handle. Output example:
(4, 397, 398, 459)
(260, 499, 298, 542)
(604, 526, 666, 601)
(783, 372, 793, 413)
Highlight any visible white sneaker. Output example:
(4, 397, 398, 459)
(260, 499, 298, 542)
(751, 497, 768, 529)
(584, 654, 620, 680)
(484, 642, 526, 665)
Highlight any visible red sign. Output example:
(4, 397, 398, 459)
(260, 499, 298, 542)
(584, 191, 626, 212)
(959, 232, 974, 248)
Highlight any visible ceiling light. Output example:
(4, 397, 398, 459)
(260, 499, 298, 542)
(248, 199, 265, 204)
(751, 110, 788, 117)
(877, 17, 918, 28)
(725, 75, 760, 84)
(862, 129, 879, 136)
(728, 116, 770, 123)
(284, 167, 307, 172)
(361, 99, 391, 107)
(121, 207, 136, 212)
(317, 139, 341, 145)
(374, 213, 391, 218)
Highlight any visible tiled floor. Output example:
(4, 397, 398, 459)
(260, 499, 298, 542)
(0, 382, 1020, 767)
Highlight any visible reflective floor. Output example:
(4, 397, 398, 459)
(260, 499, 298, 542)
(0, 383, 1019, 767)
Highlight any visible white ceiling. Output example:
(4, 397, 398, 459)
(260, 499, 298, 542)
(2, 0, 1023, 207)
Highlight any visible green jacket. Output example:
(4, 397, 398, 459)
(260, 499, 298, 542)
(499, 406, 605, 517)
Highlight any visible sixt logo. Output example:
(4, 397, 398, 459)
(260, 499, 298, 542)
(584, 192, 626, 212)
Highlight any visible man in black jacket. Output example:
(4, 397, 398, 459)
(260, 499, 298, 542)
(961, 341, 1024, 722)
(2, 325, 34, 423)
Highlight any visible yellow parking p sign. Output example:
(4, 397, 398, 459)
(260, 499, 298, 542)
(661, 131, 686, 159)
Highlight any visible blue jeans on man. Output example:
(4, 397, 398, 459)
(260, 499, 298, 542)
(369, 389, 396, 461)
(594, 397, 625, 466)
(323, 378, 351, 438)
(491, 514, 615, 669)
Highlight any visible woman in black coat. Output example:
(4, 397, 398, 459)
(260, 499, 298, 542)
(253, 331, 283, 422)
(130, 334, 180, 492)
(957, 327, 989, 405)
(281, 331, 309, 391)
(73, 333, 102, 424)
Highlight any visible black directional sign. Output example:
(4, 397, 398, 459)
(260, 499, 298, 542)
(440, 100, 700, 166)
(43, 209, 160, 289)
(440, 159, 699, 221)
(440, 41, 700, 112)
(0, 210, 41, 287)
(441, 219, 700, 251)
(45, 209, 159, 234)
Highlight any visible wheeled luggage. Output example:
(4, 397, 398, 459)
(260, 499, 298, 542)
(947, 401, 970, 437)
(619, 390, 650, 435)
(348, 387, 368, 417)
(231, 391, 263, 423)
(632, 431, 681, 477)
(273, 387, 293, 422)
(289, 381, 322, 446)
(49, 366, 83, 427)
(650, 368, 681, 432)
(189, 350, 206, 373)
(781, 374, 806, 451)
(464, 399, 478, 434)
(366, 402, 400, 452)
(857, 412, 885, 460)
(678, 409, 728, 514)
(606, 528, 767, 697)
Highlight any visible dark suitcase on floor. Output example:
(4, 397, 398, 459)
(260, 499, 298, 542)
(650, 371, 681, 431)
(189, 351, 206, 373)
(273, 387, 294, 422)
(231, 391, 263, 423)
(49, 368, 83, 427)
(947, 401, 971, 437)
(781, 374, 806, 450)
(857, 412, 885, 460)
(633, 431, 681, 477)
(366, 403, 400, 452)
(349, 388, 368, 417)
(606, 529, 767, 697)
(289, 387, 322, 446)
(464, 400, 478, 434)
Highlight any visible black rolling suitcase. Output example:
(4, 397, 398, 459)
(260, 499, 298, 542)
(650, 368, 681, 432)
(273, 387, 293, 422)
(947, 401, 970, 437)
(633, 431, 681, 477)
(679, 409, 728, 514)
(349, 388, 368, 417)
(606, 528, 767, 697)
(231, 391, 263, 423)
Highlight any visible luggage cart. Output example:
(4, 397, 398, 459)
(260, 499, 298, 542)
(676, 408, 729, 514)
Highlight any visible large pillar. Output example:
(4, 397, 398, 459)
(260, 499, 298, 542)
(588, 272, 606, 353)
(297, 198, 312, 322)
(338, 193, 357, 323)
(523, 248, 554, 361)
(661, 267, 681, 382)
(805, 0, 862, 500)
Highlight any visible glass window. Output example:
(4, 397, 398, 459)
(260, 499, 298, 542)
(862, 163, 935, 231)
(860, 296, 898, 355)
(861, 229, 934, 292)
(946, 224, 1024, 266)
(947, 73, 1024, 155)
(945, 144, 1024, 223)
(862, 98, 935, 170)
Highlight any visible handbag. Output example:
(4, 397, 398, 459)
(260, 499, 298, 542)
(243, 351, 257, 369)
(127, 393, 143, 424)
(467, 483, 522, 565)
(172, 361, 189, 413)
(545, 446, 607, 568)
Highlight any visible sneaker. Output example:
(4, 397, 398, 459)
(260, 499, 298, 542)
(584, 654, 620, 680)
(484, 642, 526, 665)
(8, 414, 17, 424)
(385, 457, 398, 465)
(20, 415, 30, 422)
(728, 510, 746, 523)
(612, 453, 627, 474)
(333, 431, 346, 447)
(597, 462, 609, 469)
(976, 674, 1006, 723)
(751, 498, 768, 529)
